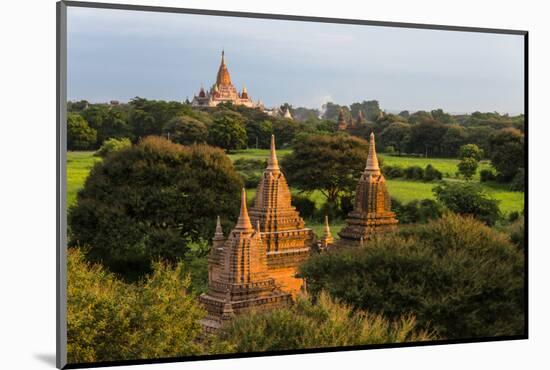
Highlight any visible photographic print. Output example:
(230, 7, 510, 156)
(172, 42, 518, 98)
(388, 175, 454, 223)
(58, 2, 527, 368)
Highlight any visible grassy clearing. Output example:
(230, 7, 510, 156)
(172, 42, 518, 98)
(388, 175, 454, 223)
(67, 151, 101, 207)
(67, 149, 524, 215)
(379, 154, 491, 181)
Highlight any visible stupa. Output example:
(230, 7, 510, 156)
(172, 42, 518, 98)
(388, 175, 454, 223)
(336, 132, 398, 246)
(248, 135, 315, 296)
(337, 109, 348, 130)
(199, 189, 291, 332)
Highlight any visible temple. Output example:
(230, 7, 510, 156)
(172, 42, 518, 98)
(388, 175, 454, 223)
(192, 50, 261, 108)
(200, 135, 315, 331)
(336, 132, 398, 246)
(249, 135, 315, 296)
(199, 189, 292, 333)
(337, 109, 348, 130)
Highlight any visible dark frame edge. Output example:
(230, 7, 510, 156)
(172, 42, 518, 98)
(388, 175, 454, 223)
(62, 0, 527, 35)
(57, 1, 68, 369)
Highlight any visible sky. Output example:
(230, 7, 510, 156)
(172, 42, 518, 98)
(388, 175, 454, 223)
(67, 7, 525, 114)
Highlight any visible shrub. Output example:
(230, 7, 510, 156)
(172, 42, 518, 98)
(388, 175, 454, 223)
(291, 195, 317, 219)
(480, 168, 496, 182)
(94, 137, 132, 158)
(404, 166, 424, 180)
(214, 292, 435, 353)
(69, 136, 243, 279)
(508, 216, 525, 249)
(67, 248, 205, 363)
(423, 164, 442, 181)
(433, 182, 501, 226)
(385, 145, 396, 154)
(383, 165, 405, 179)
(459, 144, 484, 161)
(300, 214, 525, 339)
(457, 157, 478, 180)
(392, 198, 443, 224)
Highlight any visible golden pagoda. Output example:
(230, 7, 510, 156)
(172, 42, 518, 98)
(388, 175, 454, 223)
(192, 50, 260, 108)
(199, 189, 291, 332)
(336, 132, 398, 246)
(249, 135, 315, 296)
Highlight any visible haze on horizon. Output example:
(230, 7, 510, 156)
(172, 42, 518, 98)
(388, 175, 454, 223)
(67, 7, 525, 115)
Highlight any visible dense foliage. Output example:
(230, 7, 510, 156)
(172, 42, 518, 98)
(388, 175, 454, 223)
(300, 214, 525, 339)
(67, 248, 205, 363)
(69, 136, 242, 278)
(68, 113, 97, 150)
(94, 137, 131, 158)
(433, 182, 501, 225)
(215, 292, 435, 352)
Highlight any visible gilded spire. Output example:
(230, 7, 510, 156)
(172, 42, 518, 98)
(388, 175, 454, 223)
(214, 215, 224, 239)
(365, 132, 380, 174)
(322, 215, 332, 238)
(216, 49, 232, 86)
(234, 188, 253, 231)
(266, 134, 280, 172)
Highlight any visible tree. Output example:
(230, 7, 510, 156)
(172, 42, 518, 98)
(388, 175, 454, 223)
(69, 136, 243, 278)
(459, 144, 484, 161)
(409, 119, 447, 157)
(245, 119, 273, 149)
(162, 115, 208, 145)
(431, 108, 454, 124)
(457, 157, 478, 180)
(433, 182, 501, 225)
(67, 113, 97, 150)
(272, 117, 302, 147)
(214, 292, 434, 353)
(441, 125, 467, 157)
(282, 134, 369, 204)
(380, 122, 411, 156)
(94, 137, 131, 158)
(299, 214, 524, 339)
(67, 248, 205, 363)
(489, 128, 525, 181)
(207, 116, 247, 150)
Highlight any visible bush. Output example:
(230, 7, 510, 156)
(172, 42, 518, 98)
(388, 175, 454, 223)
(459, 144, 484, 161)
(214, 292, 435, 353)
(67, 248, 205, 363)
(383, 165, 405, 179)
(457, 157, 478, 180)
(317, 201, 343, 221)
(69, 136, 243, 279)
(291, 194, 317, 219)
(423, 164, 442, 181)
(480, 168, 496, 182)
(94, 137, 132, 158)
(404, 166, 424, 180)
(433, 182, 501, 226)
(385, 145, 396, 154)
(300, 214, 525, 339)
(508, 217, 525, 249)
(510, 168, 525, 192)
(392, 198, 443, 224)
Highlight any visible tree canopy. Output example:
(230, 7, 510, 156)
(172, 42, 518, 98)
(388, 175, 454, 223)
(69, 136, 243, 278)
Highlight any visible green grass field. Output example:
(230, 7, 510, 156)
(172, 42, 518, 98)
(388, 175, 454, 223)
(67, 151, 101, 206)
(67, 149, 524, 215)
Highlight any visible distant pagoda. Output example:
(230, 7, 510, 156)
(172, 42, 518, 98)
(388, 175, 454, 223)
(336, 132, 398, 246)
(199, 189, 291, 333)
(249, 135, 315, 296)
(337, 109, 348, 131)
(192, 50, 261, 108)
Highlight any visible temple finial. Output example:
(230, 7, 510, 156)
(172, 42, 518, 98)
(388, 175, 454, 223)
(214, 215, 224, 239)
(365, 132, 380, 174)
(266, 134, 280, 172)
(323, 215, 332, 238)
(221, 49, 225, 65)
(234, 188, 253, 231)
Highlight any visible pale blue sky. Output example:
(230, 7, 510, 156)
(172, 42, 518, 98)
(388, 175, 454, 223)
(67, 7, 524, 114)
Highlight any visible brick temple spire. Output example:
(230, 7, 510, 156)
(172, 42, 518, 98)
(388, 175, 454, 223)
(319, 215, 334, 250)
(336, 132, 398, 247)
(365, 132, 381, 174)
(214, 215, 224, 240)
(248, 135, 315, 296)
(337, 109, 347, 130)
(266, 134, 280, 173)
(234, 188, 253, 232)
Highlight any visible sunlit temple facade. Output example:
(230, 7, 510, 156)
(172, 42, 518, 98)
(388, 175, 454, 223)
(192, 50, 262, 108)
